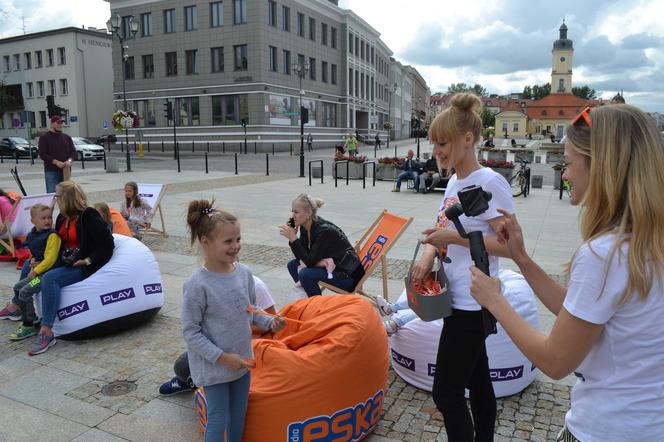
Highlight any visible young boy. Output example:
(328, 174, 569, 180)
(9, 204, 62, 341)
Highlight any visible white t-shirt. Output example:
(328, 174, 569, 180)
(563, 235, 664, 441)
(436, 167, 514, 310)
(253, 276, 275, 311)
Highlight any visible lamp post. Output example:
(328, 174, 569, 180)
(292, 61, 309, 178)
(414, 97, 422, 159)
(107, 13, 138, 151)
(386, 82, 397, 152)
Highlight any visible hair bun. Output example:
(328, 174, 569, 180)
(313, 197, 325, 209)
(451, 93, 481, 113)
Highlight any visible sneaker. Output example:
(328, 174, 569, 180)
(0, 305, 21, 321)
(27, 333, 56, 356)
(159, 376, 195, 396)
(375, 296, 394, 316)
(391, 188, 400, 192)
(384, 318, 400, 336)
(9, 324, 38, 341)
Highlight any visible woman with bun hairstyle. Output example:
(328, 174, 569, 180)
(280, 194, 365, 297)
(419, 93, 514, 441)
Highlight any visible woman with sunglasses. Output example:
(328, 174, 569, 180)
(469, 104, 664, 441)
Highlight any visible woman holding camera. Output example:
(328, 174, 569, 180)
(28, 180, 114, 355)
(470, 105, 664, 441)
(416, 93, 513, 441)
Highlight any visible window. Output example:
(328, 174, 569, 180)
(513, 122, 519, 132)
(37, 81, 44, 97)
(39, 111, 47, 128)
(269, 46, 278, 72)
(47, 80, 55, 96)
(309, 18, 315, 41)
(282, 6, 290, 31)
(60, 79, 68, 95)
(233, 0, 246, 24)
(370, 76, 374, 100)
(354, 70, 358, 96)
(348, 33, 352, 53)
(267, 0, 276, 27)
(322, 102, 336, 127)
(185, 6, 197, 31)
(331, 27, 337, 49)
(360, 73, 364, 98)
(297, 53, 305, 69)
(57, 47, 66, 65)
(176, 97, 200, 126)
(124, 56, 135, 79)
(309, 58, 315, 80)
(355, 36, 359, 56)
(558, 79, 564, 91)
(211, 94, 248, 125)
(331, 64, 337, 85)
(185, 50, 198, 74)
(211, 47, 224, 72)
(502, 122, 508, 133)
(26, 82, 33, 98)
(361, 41, 364, 60)
(210, 2, 223, 27)
(233, 45, 247, 70)
(134, 100, 156, 127)
(141, 13, 152, 36)
(297, 13, 304, 37)
(164, 9, 176, 33)
(348, 68, 353, 94)
(35, 51, 43, 68)
(121, 16, 135, 39)
(2, 56, 8, 72)
(321, 61, 328, 83)
(46, 49, 54, 66)
(370, 47, 374, 65)
(165, 52, 177, 76)
(24, 53, 31, 69)
(321, 23, 327, 45)
(13, 54, 20, 70)
(142, 54, 154, 78)
(282, 50, 290, 74)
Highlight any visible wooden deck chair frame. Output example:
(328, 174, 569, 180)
(0, 193, 56, 256)
(137, 183, 168, 237)
(319, 210, 412, 301)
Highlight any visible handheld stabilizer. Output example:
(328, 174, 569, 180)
(444, 185, 498, 336)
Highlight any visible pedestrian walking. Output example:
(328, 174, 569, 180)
(38, 115, 76, 193)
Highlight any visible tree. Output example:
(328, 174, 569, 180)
(480, 107, 495, 129)
(572, 85, 597, 100)
(448, 82, 469, 94)
(522, 85, 533, 99)
(531, 83, 551, 100)
(447, 82, 488, 97)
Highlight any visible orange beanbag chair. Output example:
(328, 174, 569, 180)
(196, 295, 389, 441)
(109, 207, 133, 237)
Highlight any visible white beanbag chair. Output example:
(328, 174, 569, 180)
(37, 234, 164, 339)
(389, 269, 539, 397)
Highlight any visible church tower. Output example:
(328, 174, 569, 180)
(551, 21, 573, 94)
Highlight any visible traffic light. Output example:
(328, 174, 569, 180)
(241, 118, 247, 129)
(300, 107, 309, 125)
(163, 101, 173, 120)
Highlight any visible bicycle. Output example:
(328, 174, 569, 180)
(509, 157, 530, 197)
(558, 163, 572, 200)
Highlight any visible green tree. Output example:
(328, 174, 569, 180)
(531, 83, 551, 100)
(480, 107, 495, 128)
(522, 85, 533, 99)
(447, 82, 469, 94)
(447, 82, 488, 97)
(471, 84, 488, 97)
(572, 85, 597, 100)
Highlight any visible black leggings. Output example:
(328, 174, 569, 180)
(432, 309, 496, 442)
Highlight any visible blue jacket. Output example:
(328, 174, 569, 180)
(25, 227, 55, 261)
(397, 158, 422, 173)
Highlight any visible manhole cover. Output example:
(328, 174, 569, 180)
(101, 380, 137, 397)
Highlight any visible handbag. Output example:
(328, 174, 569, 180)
(404, 240, 452, 321)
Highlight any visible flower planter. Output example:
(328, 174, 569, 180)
(375, 164, 398, 181)
(491, 167, 513, 182)
(331, 161, 365, 179)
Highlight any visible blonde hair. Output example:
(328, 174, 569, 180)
(428, 93, 483, 144)
(566, 104, 664, 304)
(186, 199, 238, 245)
(293, 194, 324, 217)
(56, 180, 88, 217)
(93, 202, 112, 224)
(30, 203, 51, 219)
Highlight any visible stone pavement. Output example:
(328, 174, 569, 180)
(0, 148, 581, 441)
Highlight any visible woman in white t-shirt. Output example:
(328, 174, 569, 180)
(470, 104, 664, 441)
(415, 93, 514, 442)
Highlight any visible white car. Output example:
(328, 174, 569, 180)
(72, 137, 105, 160)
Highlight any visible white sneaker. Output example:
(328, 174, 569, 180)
(375, 296, 394, 316)
(384, 318, 400, 336)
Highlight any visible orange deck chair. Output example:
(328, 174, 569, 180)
(0, 192, 55, 257)
(319, 210, 412, 300)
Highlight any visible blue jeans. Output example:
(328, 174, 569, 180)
(204, 372, 251, 442)
(395, 171, 419, 190)
(11, 262, 31, 305)
(40, 266, 85, 327)
(392, 297, 418, 327)
(44, 170, 64, 193)
(287, 259, 356, 296)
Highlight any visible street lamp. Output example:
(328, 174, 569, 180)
(387, 82, 397, 152)
(107, 13, 138, 151)
(292, 61, 310, 178)
(414, 97, 422, 159)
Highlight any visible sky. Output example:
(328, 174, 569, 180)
(1, 0, 662, 111)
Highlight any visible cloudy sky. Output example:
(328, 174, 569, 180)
(1, 0, 662, 111)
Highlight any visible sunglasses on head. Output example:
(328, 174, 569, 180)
(572, 106, 593, 127)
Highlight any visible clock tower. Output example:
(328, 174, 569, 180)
(552, 21, 573, 94)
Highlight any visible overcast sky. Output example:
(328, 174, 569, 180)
(1, 0, 662, 111)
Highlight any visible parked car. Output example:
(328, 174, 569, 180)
(72, 137, 105, 160)
(95, 134, 117, 145)
(0, 137, 38, 158)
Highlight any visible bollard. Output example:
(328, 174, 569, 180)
(254, 141, 257, 154)
(103, 150, 107, 170)
(147, 141, 151, 152)
(107, 138, 111, 152)
(207, 141, 210, 153)
(192, 141, 195, 153)
(290, 143, 293, 156)
(134, 141, 137, 153)
(394, 144, 397, 159)
(1, 152, 4, 163)
(15, 153, 18, 165)
(266, 153, 269, 176)
(81, 152, 85, 169)
(161, 140, 165, 152)
(272, 143, 275, 155)
(30, 147, 35, 165)
(177, 143, 181, 173)
(222, 141, 225, 153)
(205, 152, 209, 174)
(234, 152, 238, 175)
(126, 151, 132, 172)
(121, 140, 124, 152)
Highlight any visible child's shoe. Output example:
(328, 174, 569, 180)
(28, 333, 56, 355)
(9, 324, 38, 341)
(0, 305, 21, 321)
(384, 318, 400, 336)
(375, 295, 394, 316)
(159, 376, 195, 396)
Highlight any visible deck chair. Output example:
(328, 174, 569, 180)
(320, 210, 412, 300)
(0, 193, 55, 257)
(137, 183, 167, 236)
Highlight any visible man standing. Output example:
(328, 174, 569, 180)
(38, 115, 76, 193)
(375, 132, 381, 149)
(306, 133, 313, 152)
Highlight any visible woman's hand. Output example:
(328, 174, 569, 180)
(71, 259, 87, 267)
(270, 316, 286, 333)
(422, 227, 457, 250)
(410, 257, 434, 284)
(469, 267, 503, 311)
(218, 353, 255, 371)
(278, 224, 298, 242)
(495, 209, 528, 262)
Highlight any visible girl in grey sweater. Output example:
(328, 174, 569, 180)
(181, 200, 284, 442)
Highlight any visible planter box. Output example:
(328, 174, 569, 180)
(375, 164, 399, 180)
(491, 167, 513, 182)
(331, 161, 365, 179)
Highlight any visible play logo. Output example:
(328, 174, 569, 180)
(391, 349, 415, 371)
(490, 365, 524, 382)
(100, 288, 135, 306)
(57, 300, 89, 320)
(144, 283, 162, 295)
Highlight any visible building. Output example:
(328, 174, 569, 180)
(389, 59, 411, 141)
(405, 65, 428, 134)
(105, 0, 425, 148)
(0, 27, 114, 139)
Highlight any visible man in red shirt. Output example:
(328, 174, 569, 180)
(38, 115, 76, 193)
